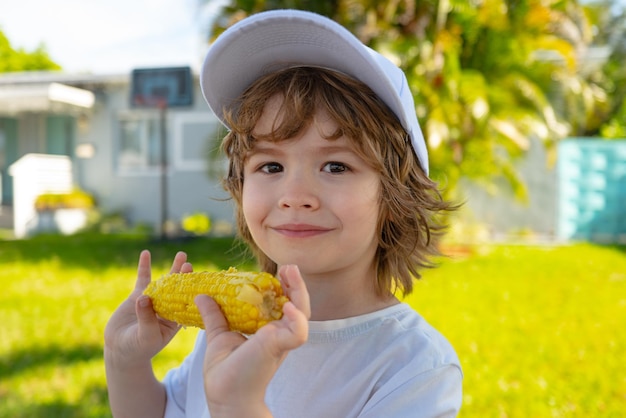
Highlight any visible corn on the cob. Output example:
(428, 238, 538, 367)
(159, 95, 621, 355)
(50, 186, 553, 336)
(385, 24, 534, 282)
(143, 268, 288, 334)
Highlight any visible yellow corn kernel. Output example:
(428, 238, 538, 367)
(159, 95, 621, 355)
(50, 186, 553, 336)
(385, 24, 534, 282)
(143, 267, 288, 334)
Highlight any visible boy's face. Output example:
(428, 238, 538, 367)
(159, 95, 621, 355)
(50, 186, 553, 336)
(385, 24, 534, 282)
(241, 96, 381, 279)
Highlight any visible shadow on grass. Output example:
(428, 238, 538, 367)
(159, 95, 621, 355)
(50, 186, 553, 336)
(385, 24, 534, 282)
(607, 244, 626, 254)
(0, 384, 110, 418)
(0, 343, 103, 379)
(0, 233, 255, 271)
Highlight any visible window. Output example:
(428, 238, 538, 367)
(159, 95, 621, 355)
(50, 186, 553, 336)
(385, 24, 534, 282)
(173, 113, 226, 173)
(117, 114, 160, 174)
(116, 112, 226, 176)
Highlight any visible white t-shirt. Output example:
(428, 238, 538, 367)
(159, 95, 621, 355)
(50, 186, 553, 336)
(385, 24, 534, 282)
(163, 303, 463, 418)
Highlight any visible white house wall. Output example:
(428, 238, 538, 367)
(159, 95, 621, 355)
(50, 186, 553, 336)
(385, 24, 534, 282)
(456, 136, 558, 240)
(71, 76, 235, 234)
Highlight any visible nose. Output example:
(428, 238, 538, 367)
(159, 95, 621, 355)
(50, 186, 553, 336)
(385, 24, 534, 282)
(277, 171, 320, 210)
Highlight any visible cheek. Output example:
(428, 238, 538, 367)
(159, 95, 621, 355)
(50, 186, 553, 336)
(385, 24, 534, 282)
(339, 183, 380, 225)
(242, 180, 269, 227)
(353, 200, 380, 229)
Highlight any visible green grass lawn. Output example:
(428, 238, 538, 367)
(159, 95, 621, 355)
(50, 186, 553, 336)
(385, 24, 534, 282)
(1, 234, 624, 417)
(406, 243, 626, 417)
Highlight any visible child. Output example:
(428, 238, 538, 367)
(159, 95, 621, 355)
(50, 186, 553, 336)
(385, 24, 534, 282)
(105, 9, 462, 418)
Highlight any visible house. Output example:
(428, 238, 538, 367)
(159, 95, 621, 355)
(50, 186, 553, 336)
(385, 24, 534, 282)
(0, 69, 235, 238)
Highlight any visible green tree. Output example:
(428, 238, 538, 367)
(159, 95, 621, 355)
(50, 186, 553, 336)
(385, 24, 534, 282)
(202, 0, 602, 197)
(584, 0, 626, 138)
(0, 30, 61, 72)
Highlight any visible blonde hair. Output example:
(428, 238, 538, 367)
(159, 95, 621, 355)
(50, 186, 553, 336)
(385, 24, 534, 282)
(221, 67, 456, 297)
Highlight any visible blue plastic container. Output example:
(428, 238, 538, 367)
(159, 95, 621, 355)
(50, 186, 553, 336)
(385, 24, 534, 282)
(557, 138, 626, 243)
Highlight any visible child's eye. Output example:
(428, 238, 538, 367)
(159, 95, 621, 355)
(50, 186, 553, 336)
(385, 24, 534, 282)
(261, 162, 283, 173)
(323, 162, 348, 173)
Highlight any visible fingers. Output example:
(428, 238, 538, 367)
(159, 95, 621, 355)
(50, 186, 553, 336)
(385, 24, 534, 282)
(169, 251, 188, 274)
(135, 294, 180, 349)
(193, 266, 309, 348)
(135, 294, 164, 344)
(195, 294, 230, 340)
(135, 294, 159, 326)
(135, 250, 152, 291)
(135, 250, 191, 292)
(180, 261, 194, 273)
(133, 250, 191, 331)
(254, 265, 309, 352)
(278, 265, 311, 320)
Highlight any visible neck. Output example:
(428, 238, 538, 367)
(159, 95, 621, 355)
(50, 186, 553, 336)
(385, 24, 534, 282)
(302, 272, 399, 321)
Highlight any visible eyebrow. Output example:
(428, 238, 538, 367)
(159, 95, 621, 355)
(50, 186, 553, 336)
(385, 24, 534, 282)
(246, 145, 282, 158)
(248, 142, 356, 157)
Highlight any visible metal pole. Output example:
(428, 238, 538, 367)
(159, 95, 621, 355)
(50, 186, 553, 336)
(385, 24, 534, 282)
(159, 102, 168, 240)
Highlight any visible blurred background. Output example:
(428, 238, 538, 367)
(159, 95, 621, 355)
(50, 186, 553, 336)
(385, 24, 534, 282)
(0, 0, 624, 417)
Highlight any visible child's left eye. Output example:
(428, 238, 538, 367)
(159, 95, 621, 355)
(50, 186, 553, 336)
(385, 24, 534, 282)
(323, 162, 348, 173)
(260, 162, 283, 173)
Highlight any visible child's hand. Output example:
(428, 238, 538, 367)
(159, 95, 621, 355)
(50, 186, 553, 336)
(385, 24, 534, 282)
(195, 264, 310, 417)
(104, 250, 191, 369)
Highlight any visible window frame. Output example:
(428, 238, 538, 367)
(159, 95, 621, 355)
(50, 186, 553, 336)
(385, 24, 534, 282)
(115, 110, 162, 177)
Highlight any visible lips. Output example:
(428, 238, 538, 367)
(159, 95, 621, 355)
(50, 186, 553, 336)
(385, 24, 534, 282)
(272, 223, 332, 238)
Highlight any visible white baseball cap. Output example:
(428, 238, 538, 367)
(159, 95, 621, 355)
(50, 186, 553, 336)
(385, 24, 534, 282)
(200, 9, 429, 174)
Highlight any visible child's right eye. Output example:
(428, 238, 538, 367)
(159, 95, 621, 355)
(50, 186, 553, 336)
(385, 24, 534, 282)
(260, 162, 283, 174)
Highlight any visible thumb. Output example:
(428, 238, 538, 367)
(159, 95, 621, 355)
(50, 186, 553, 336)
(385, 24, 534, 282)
(135, 295, 162, 332)
(195, 295, 230, 339)
(136, 294, 180, 342)
(278, 265, 311, 320)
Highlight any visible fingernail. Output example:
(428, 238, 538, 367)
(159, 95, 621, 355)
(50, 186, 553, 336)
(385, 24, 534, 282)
(138, 295, 150, 308)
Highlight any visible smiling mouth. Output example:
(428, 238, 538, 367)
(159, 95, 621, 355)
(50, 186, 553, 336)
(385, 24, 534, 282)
(272, 224, 331, 238)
